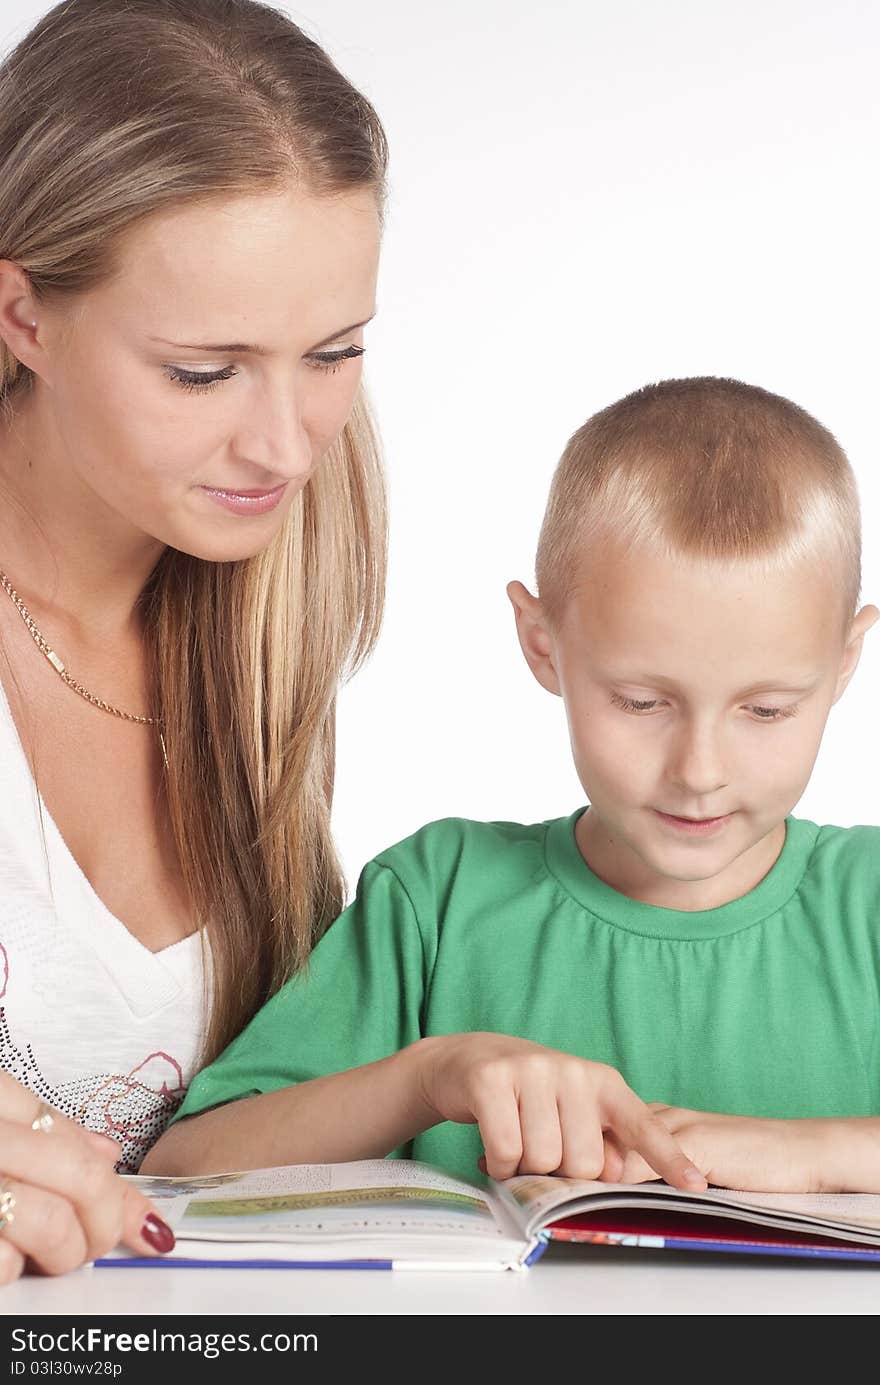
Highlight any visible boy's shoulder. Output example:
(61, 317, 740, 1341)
(794, 816, 880, 907)
(368, 810, 572, 888)
(807, 816, 880, 879)
(371, 811, 566, 861)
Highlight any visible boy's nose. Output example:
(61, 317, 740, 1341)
(665, 721, 728, 799)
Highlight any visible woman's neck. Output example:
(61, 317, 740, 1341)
(0, 387, 165, 643)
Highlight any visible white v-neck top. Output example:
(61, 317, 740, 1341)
(0, 676, 209, 1171)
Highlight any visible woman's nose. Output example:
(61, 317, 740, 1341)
(234, 386, 313, 484)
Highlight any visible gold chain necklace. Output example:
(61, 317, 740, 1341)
(0, 568, 168, 770)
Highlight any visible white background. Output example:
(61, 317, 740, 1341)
(5, 1, 880, 892)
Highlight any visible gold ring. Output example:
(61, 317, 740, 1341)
(30, 1102, 56, 1134)
(0, 1183, 16, 1233)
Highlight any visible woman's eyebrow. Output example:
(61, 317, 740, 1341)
(148, 313, 376, 355)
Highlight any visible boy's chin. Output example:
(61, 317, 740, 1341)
(636, 819, 744, 881)
(640, 818, 784, 885)
(646, 850, 736, 885)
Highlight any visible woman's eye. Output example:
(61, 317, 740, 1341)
(165, 365, 238, 393)
(165, 344, 365, 393)
(307, 345, 366, 374)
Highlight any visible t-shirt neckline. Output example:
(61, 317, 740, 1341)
(544, 807, 818, 939)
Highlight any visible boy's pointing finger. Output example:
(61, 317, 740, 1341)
(618, 1100, 708, 1192)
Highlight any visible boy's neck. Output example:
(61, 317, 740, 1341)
(574, 811, 787, 912)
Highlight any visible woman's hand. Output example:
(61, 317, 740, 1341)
(0, 1071, 176, 1284)
(606, 1104, 827, 1192)
(415, 1033, 707, 1190)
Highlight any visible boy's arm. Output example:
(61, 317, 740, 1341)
(614, 1108, 880, 1193)
(144, 857, 433, 1174)
(142, 1038, 444, 1175)
(147, 1028, 707, 1190)
(800, 1116, 880, 1193)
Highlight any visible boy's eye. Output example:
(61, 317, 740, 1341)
(748, 704, 799, 721)
(610, 692, 660, 713)
(609, 691, 800, 721)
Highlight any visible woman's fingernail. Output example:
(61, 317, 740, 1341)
(141, 1213, 176, 1253)
(684, 1167, 706, 1186)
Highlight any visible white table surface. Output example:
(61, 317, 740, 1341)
(3, 1244, 878, 1316)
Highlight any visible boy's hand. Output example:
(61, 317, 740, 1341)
(608, 1105, 825, 1192)
(414, 1033, 707, 1191)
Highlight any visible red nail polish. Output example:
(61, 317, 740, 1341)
(141, 1213, 175, 1253)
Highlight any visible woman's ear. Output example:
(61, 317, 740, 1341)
(0, 260, 44, 375)
(506, 580, 562, 696)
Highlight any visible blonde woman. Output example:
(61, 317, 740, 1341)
(0, 0, 387, 1283)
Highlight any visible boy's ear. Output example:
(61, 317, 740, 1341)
(831, 603, 880, 704)
(506, 580, 562, 696)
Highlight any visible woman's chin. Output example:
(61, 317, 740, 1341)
(167, 524, 286, 564)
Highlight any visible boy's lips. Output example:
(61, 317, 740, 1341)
(653, 809, 734, 836)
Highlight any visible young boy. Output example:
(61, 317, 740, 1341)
(146, 377, 880, 1195)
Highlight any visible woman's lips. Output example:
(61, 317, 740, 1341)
(200, 482, 288, 515)
(653, 809, 733, 836)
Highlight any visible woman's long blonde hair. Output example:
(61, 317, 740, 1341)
(0, 0, 388, 1062)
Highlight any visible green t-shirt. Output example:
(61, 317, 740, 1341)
(176, 810, 880, 1183)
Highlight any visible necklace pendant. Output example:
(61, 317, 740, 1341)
(46, 649, 66, 674)
(158, 730, 169, 771)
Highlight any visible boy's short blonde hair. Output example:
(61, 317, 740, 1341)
(535, 377, 861, 633)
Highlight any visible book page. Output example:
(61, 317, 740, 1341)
(704, 1189, 880, 1231)
(499, 1174, 607, 1229)
(128, 1160, 520, 1246)
(499, 1174, 880, 1240)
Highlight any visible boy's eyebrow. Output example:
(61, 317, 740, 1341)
(147, 314, 376, 355)
(734, 676, 824, 695)
(608, 671, 824, 697)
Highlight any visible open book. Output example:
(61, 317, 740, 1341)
(96, 1159, 880, 1270)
